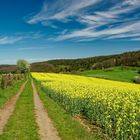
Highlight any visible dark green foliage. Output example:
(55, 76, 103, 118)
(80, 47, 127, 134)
(0, 50, 139, 73)
(30, 50, 140, 73)
(92, 59, 116, 69)
(138, 69, 140, 74)
(31, 62, 56, 72)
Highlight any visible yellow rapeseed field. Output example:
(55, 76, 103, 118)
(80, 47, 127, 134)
(32, 72, 140, 140)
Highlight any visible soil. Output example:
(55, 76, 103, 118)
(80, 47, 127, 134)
(32, 81, 61, 140)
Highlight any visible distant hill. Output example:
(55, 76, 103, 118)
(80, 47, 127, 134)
(31, 62, 56, 72)
(31, 50, 140, 73)
(0, 50, 140, 73)
(0, 65, 17, 73)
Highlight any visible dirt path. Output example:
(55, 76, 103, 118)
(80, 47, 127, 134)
(32, 81, 61, 140)
(0, 80, 27, 134)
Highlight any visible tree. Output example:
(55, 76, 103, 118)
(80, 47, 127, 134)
(17, 59, 30, 74)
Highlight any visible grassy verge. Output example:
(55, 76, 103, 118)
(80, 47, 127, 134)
(0, 80, 24, 108)
(35, 80, 100, 140)
(0, 81, 39, 140)
(80, 66, 139, 82)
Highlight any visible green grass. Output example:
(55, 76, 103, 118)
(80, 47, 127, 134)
(0, 81, 39, 140)
(35, 81, 100, 140)
(80, 66, 139, 83)
(0, 80, 24, 108)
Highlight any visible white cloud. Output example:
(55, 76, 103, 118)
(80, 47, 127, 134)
(0, 36, 23, 45)
(54, 21, 140, 41)
(27, 0, 140, 41)
(0, 32, 43, 45)
(27, 0, 100, 24)
(17, 46, 53, 51)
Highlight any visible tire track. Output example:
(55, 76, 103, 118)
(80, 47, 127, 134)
(0, 80, 27, 134)
(32, 81, 61, 140)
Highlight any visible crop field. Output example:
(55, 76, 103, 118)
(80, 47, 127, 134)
(0, 0, 140, 139)
(32, 72, 140, 140)
(0, 73, 98, 140)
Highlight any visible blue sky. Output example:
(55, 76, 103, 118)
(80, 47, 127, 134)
(0, 0, 140, 64)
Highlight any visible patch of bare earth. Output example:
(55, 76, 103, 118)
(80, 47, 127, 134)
(74, 115, 106, 140)
(32, 81, 61, 140)
(0, 81, 27, 134)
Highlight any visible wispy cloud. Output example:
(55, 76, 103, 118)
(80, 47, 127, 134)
(27, 0, 100, 24)
(0, 32, 43, 45)
(27, 0, 140, 41)
(17, 46, 53, 51)
(55, 21, 140, 41)
(0, 36, 23, 45)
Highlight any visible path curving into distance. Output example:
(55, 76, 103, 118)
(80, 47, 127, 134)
(32, 81, 61, 140)
(0, 80, 27, 134)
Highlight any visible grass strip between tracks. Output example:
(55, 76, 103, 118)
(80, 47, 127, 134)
(0, 80, 39, 140)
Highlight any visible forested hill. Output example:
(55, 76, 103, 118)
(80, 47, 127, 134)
(0, 65, 17, 73)
(0, 50, 139, 73)
(31, 50, 140, 72)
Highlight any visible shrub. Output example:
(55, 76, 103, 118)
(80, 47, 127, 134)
(7, 73, 14, 86)
(133, 76, 140, 84)
(0, 73, 24, 89)
(138, 69, 140, 74)
(1, 75, 8, 89)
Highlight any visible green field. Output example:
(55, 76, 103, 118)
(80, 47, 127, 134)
(80, 67, 139, 82)
(0, 67, 139, 140)
(0, 81, 39, 139)
(0, 80, 24, 108)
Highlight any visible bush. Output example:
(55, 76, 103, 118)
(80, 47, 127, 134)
(133, 76, 140, 84)
(7, 73, 14, 86)
(0, 73, 25, 89)
(1, 75, 7, 89)
(138, 69, 140, 74)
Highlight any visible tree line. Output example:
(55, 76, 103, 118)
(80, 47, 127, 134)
(0, 59, 30, 89)
(0, 51, 139, 73)
(31, 50, 140, 73)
